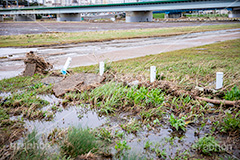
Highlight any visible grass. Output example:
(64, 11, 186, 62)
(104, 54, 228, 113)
(219, 111, 240, 133)
(120, 119, 141, 134)
(3, 91, 49, 109)
(223, 85, 240, 101)
(0, 24, 240, 47)
(192, 135, 222, 155)
(169, 113, 186, 131)
(72, 38, 240, 90)
(115, 140, 131, 152)
(61, 126, 100, 158)
(88, 82, 165, 115)
(185, 14, 229, 18)
(0, 74, 45, 92)
(153, 13, 165, 19)
(9, 130, 71, 160)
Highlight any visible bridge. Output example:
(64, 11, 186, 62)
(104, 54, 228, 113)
(0, 0, 240, 22)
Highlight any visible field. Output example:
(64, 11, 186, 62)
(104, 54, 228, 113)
(0, 37, 239, 159)
(0, 23, 240, 47)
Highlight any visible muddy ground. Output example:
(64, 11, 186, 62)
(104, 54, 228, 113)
(0, 21, 239, 35)
(1, 73, 239, 159)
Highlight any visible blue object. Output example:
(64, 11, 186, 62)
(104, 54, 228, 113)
(61, 69, 67, 75)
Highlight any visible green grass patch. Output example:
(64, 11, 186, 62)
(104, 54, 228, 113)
(169, 113, 186, 131)
(89, 82, 165, 115)
(0, 24, 240, 47)
(0, 74, 45, 92)
(11, 130, 70, 160)
(61, 126, 101, 158)
(224, 85, 240, 101)
(192, 135, 223, 155)
(219, 111, 240, 133)
(153, 13, 165, 19)
(3, 91, 49, 109)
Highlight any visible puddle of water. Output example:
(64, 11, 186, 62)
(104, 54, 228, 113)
(23, 106, 106, 134)
(4, 92, 237, 158)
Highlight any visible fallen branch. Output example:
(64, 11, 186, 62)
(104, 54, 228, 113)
(195, 96, 240, 106)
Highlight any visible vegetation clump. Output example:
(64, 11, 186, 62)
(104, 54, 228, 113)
(9, 130, 70, 160)
(115, 140, 131, 152)
(120, 119, 141, 134)
(224, 85, 240, 101)
(192, 135, 223, 155)
(89, 82, 165, 115)
(169, 113, 187, 131)
(3, 91, 49, 109)
(61, 127, 100, 158)
(219, 111, 240, 133)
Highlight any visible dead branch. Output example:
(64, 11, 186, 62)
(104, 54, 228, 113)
(195, 96, 240, 106)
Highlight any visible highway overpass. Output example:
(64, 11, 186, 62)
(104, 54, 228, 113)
(0, 0, 240, 22)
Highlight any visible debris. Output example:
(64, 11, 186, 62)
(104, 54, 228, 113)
(195, 96, 240, 106)
(23, 63, 36, 77)
(76, 151, 98, 160)
(195, 86, 204, 92)
(195, 86, 217, 94)
(128, 80, 140, 86)
(53, 73, 105, 97)
(61, 57, 72, 75)
(206, 103, 215, 107)
(23, 51, 53, 76)
(41, 76, 64, 85)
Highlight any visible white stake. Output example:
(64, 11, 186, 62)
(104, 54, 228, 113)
(150, 66, 156, 83)
(216, 72, 223, 89)
(99, 61, 104, 76)
(61, 57, 72, 75)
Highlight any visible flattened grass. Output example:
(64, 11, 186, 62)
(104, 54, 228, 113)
(0, 23, 240, 47)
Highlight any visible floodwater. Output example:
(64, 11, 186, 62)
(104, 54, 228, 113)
(10, 94, 106, 134)
(1, 28, 240, 80)
(2, 91, 235, 158)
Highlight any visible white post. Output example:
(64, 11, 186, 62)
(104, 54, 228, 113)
(99, 61, 104, 76)
(150, 66, 156, 83)
(61, 57, 72, 75)
(216, 72, 223, 89)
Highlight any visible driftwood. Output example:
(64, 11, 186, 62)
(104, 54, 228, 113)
(195, 96, 240, 106)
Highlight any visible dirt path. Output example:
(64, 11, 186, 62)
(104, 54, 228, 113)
(0, 28, 239, 80)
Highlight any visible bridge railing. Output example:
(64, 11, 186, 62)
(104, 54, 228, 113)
(2, 0, 144, 9)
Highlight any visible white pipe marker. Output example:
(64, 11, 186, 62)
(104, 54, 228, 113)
(99, 61, 104, 76)
(150, 66, 156, 83)
(216, 72, 223, 89)
(61, 57, 72, 75)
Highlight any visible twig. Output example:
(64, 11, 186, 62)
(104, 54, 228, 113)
(195, 96, 240, 106)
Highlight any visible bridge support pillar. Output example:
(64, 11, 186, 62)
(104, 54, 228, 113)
(14, 14, 36, 21)
(57, 13, 82, 21)
(125, 11, 153, 22)
(228, 9, 240, 18)
(164, 12, 182, 18)
(0, 16, 3, 22)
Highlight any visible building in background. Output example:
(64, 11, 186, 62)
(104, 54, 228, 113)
(43, 0, 138, 6)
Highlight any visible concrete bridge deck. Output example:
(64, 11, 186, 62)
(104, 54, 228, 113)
(0, 0, 240, 22)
